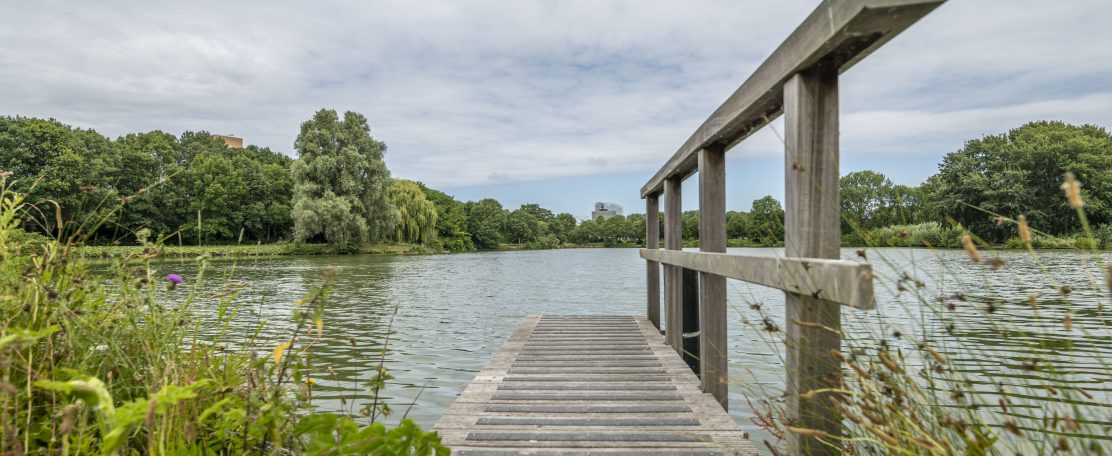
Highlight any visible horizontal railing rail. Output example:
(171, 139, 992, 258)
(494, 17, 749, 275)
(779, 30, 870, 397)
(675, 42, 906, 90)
(640, 250, 874, 310)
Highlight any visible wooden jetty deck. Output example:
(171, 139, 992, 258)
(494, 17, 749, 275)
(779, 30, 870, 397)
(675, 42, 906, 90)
(435, 315, 757, 455)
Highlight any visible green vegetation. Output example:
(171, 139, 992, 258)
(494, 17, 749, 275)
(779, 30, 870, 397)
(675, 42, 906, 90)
(0, 178, 447, 454)
(291, 109, 398, 245)
(4, 116, 1110, 253)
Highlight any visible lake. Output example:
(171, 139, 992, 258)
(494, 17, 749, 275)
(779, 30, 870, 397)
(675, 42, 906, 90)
(166, 247, 1111, 450)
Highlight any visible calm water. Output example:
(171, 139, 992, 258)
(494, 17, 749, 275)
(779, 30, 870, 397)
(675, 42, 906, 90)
(162, 247, 1111, 450)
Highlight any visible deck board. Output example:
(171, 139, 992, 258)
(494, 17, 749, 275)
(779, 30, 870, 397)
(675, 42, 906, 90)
(435, 315, 756, 455)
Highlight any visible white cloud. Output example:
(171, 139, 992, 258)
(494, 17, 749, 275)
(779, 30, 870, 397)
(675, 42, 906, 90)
(1, 0, 1110, 189)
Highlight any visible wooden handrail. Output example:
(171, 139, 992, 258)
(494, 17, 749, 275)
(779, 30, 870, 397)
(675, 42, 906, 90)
(640, 0, 943, 453)
(640, 250, 874, 309)
(640, 0, 944, 198)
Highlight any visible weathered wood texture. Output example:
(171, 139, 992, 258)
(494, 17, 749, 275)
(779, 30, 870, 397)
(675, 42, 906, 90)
(646, 195, 661, 329)
(640, 0, 943, 197)
(697, 148, 729, 409)
(783, 60, 842, 455)
(435, 316, 757, 455)
(639, 249, 873, 309)
(663, 178, 683, 349)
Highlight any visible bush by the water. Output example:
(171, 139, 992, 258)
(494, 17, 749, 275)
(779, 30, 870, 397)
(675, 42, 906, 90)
(843, 222, 963, 248)
(0, 179, 447, 454)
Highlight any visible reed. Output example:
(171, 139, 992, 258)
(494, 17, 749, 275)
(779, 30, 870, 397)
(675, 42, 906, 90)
(737, 174, 1111, 455)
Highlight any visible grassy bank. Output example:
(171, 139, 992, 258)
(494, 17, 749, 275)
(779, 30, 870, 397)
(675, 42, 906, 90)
(73, 242, 443, 258)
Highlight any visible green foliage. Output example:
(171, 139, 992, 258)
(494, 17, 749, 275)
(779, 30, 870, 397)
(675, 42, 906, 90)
(465, 198, 506, 249)
(0, 178, 444, 454)
(0, 116, 294, 244)
(924, 121, 1112, 242)
(505, 208, 539, 244)
(291, 109, 398, 245)
(746, 195, 785, 245)
(389, 179, 438, 244)
(418, 184, 474, 252)
(844, 222, 963, 248)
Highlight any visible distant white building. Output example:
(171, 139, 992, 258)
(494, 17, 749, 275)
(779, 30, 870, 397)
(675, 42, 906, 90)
(592, 202, 623, 220)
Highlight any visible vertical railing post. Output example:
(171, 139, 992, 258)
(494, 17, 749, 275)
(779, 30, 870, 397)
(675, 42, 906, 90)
(645, 194, 661, 329)
(783, 59, 842, 455)
(697, 146, 728, 408)
(663, 177, 683, 349)
(680, 268, 700, 372)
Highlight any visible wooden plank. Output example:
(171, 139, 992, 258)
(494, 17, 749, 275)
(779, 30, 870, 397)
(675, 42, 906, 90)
(646, 195, 661, 329)
(696, 147, 729, 409)
(639, 249, 874, 309)
(783, 60, 842, 455)
(640, 0, 944, 197)
(663, 178, 683, 349)
(434, 315, 756, 455)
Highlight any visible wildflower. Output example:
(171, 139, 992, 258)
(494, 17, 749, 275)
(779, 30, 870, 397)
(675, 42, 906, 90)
(1017, 214, 1031, 243)
(960, 233, 980, 262)
(273, 341, 292, 364)
(165, 274, 183, 290)
(1061, 172, 1084, 208)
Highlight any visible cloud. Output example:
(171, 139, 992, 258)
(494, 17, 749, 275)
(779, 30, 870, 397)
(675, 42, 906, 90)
(1, 0, 1110, 191)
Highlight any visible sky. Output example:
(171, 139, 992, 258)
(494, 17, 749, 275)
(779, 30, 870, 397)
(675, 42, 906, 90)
(2, 1, 1111, 220)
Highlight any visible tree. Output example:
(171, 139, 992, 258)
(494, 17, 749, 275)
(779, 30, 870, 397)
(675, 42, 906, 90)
(924, 121, 1112, 242)
(465, 198, 506, 249)
(290, 109, 398, 244)
(389, 179, 437, 244)
(682, 210, 699, 242)
(418, 184, 474, 251)
(840, 170, 896, 233)
(187, 151, 246, 242)
(550, 213, 577, 244)
(726, 211, 749, 239)
(505, 209, 539, 244)
(746, 196, 784, 245)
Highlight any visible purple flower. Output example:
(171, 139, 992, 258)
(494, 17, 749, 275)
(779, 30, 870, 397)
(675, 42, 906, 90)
(166, 274, 183, 290)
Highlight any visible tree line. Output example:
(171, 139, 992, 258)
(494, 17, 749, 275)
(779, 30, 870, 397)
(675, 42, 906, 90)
(2, 115, 1109, 250)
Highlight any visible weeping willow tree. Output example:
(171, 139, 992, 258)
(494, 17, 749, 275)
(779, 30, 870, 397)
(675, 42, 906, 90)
(389, 179, 437, 244)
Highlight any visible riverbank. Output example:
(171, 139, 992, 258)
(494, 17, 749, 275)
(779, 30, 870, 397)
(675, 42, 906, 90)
(73, 242, 443, 258)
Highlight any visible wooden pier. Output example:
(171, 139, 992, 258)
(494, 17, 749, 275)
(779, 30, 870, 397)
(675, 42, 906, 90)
(435, 315, 756, 455)
(435, 1, 942, 454)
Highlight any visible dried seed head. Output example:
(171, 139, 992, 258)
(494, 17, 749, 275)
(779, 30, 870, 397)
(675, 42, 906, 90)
(145, 398, 159, 428)
(1018, 214, 1031, 243)
(1063, 313, 1073, 331)
(1062, 172, 1084, 208)
(59, 404, 77, 435)
(961, 233, 980, 263)
(1028, 293, 1038, 309)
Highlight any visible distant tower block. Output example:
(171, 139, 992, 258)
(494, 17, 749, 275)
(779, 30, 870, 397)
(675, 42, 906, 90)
(592, 202, 623, 220)
(214, 135, 244, 149)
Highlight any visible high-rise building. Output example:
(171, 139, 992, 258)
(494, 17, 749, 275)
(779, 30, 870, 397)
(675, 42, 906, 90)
(592, 202, 623, 220)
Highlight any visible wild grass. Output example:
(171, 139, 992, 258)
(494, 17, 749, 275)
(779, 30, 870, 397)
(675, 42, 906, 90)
(734, 174, 1111, 455)
(0, 176, 447, 454)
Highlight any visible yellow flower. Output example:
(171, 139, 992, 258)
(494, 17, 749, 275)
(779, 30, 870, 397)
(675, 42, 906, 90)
(273, 341, 292, 364)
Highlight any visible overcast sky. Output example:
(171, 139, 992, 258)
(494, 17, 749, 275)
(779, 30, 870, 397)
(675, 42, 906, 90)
(3, 1, 1110, 219)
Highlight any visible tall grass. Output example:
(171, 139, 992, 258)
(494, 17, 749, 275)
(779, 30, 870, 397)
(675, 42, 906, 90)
(0, 176, 447, 454)
(738, 176, 1110, 455)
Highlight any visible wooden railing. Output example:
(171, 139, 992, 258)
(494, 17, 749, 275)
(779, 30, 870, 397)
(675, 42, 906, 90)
(639, 0, 943, 453)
